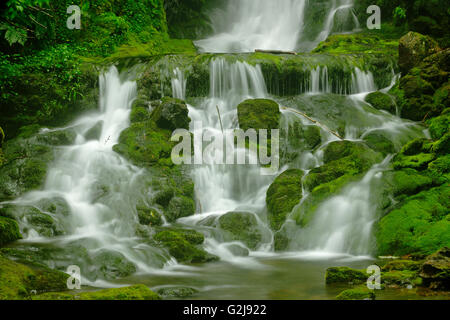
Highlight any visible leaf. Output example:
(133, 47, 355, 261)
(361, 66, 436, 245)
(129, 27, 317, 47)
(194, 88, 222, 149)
(4, 26, 27, 46)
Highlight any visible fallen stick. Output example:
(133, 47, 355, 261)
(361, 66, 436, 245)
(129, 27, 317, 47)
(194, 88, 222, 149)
(280, 106, 344, 140)
(255, 49, 297, 55)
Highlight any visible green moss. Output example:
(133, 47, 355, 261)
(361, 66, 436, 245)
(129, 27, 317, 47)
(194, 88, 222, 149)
(382, 260, 422, 272)
(336, 286, 376, 300)
(0, 216, 22, 246)
(365, 91, 397, 114)
(153, 228, 215, 264)
(266, 169, 304, 231)
(33, 284, 161, 300)
(383, 168, 434, 197)
(363, 132, 396, 155)
(237, 99, 281, 133)
(377, 185, 450, 256)
(157, 286, 198, 298)
(427, 113, 450, 140)
(165, 196, 195, 222)
(382, 270, 422, 287)
(0, 254, 69, 300)
(218, 212, 262, 250)
(325, 267, 368, 285)
(136, 206, 162, 226)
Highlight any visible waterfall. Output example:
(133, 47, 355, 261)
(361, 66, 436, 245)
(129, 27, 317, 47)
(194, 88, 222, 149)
(176, 58, 274, 257)
(195, 0, 359, 53)
(171, 67, 186, 100)
(292, 157, 392, 256)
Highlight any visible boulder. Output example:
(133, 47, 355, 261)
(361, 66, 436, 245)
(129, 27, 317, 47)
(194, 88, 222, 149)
(325, 267, 367, 284)
(0, 216, 22, 246)
(420, 247, 450, 290)
(266, 169, 304, 231)
(218, 212, 262, 250)
(365, 91, 396, 114)
(237, 99, 281, 132)
(91, 250, 137, 280)
(399, 32, 440, 74)
(151, 97, 190, 131)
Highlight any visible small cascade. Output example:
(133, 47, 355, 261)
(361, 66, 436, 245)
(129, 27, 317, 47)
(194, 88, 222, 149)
(171, 67, 186, 100)
(292, 157, 392, 255)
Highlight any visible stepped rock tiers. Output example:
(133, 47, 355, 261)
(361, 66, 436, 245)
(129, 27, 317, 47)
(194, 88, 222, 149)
(0, 0, 448, 301)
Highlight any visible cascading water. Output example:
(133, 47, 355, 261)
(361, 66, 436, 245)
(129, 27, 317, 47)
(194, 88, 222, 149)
(195, 0, 360, 53)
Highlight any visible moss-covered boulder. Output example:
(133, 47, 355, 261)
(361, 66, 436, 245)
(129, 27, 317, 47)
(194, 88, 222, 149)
(0, 134, 53, 200)
(0, 254, 69, 299)
(150, 97, 190, 131)
(419, 247, 450, 290)
(36, 128, 77, 146)
(84, 121, 103, 141)
(293, 140, 383, 226)
(325, 267, 367, 285)
(427, 113, 450, 141)
(33, 284, 161, 300)
(266, 169, 304, 231)
(365, 91, 396, 114)
(165, 196, 195, 222)
(237, 99, 281, 133)
(336, 286, 376, 300)
(381, 168, 434, 198)
(363, 131, 396, 155)
(399, 32, 440, 74)
(0, 216, 22, 246)
(382, 260, 422, 272)
(393, 138, 436, 171)
(157, 286, 198, 298)
(136, 205, 162, 226)
(153, 228, 216, 264)
(91, 250, 137, 280)
(218, 212, 262, 250)
(377, 184, 450, 256)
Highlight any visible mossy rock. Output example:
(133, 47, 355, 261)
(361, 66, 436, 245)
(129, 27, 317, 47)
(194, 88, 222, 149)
(237, 99, 281, 133)
(382, 260, 422, 272)
(157, 286, 198, 298)
(393, 138, 436, 171)
(377, 185, 450, 256)
(0, 216, 22, 246)
(419, 247, 450, 290)
(325, 267, 367, 285)
(136, 205, 162, 226)
(336, 286, 376, 300)
(0, 254, 69, 299)
(427, 113, 450, 141)
(165, 196, 195, 222)
(266, 169, 304, 231)
(91, 250, 137, 280)
(150, 97, 190, 131)
(432, 132, 450, 155)
(130, 106, 151, 123)
(153, 228, 216, 264)
(218, 211, 262, 250)
(363, 131, 396, 155)
(33, 284, 161, 300)
(382, 168, 434, 198)
(399, 32, 440, 74)
(36, 128, 77, 146)
(382, 270, 422, 288)
(365, 91, 396, 114)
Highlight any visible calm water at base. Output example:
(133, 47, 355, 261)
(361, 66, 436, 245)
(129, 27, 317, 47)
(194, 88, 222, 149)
(106, 254, 447, 300)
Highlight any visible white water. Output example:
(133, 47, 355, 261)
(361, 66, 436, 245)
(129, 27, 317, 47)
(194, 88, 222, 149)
(195, 0, 359, 53)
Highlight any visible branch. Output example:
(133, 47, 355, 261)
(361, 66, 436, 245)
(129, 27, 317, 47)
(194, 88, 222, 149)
(29, 15, 47, 29)
(280, 106, 344, 140)
(28, 5, 54, 17)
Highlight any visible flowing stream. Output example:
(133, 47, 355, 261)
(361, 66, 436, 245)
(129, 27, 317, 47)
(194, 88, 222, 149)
(1, 0, 430, 299)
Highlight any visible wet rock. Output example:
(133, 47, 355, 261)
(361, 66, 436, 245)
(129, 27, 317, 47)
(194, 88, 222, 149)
(165, 196, 195, 222)
(151, 97, 190, 131)
(226, 244, 250, 257)
(325, 267, 367, 284)
(363, 131, 396, 155)
(399, 32, 440, 74)
(157, 286, 198, 298)
(84, 121, 103, 141)
(237, 99, 281, 132)
(218, 212, 262, 250)
(33, 284, 161, 300)
(365, 91, 396, 114)
(266, 169, 304, 231)
(0, 216, 22, 246)
(91, 250, 137, 280)
(336, 286, 376, 300)
(36, 128, 77, 146)
(136, 205, 162, 226)
(153, 228, 217, 264)
(420, 247, 450, 290)
(0, 254, 69, 299)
